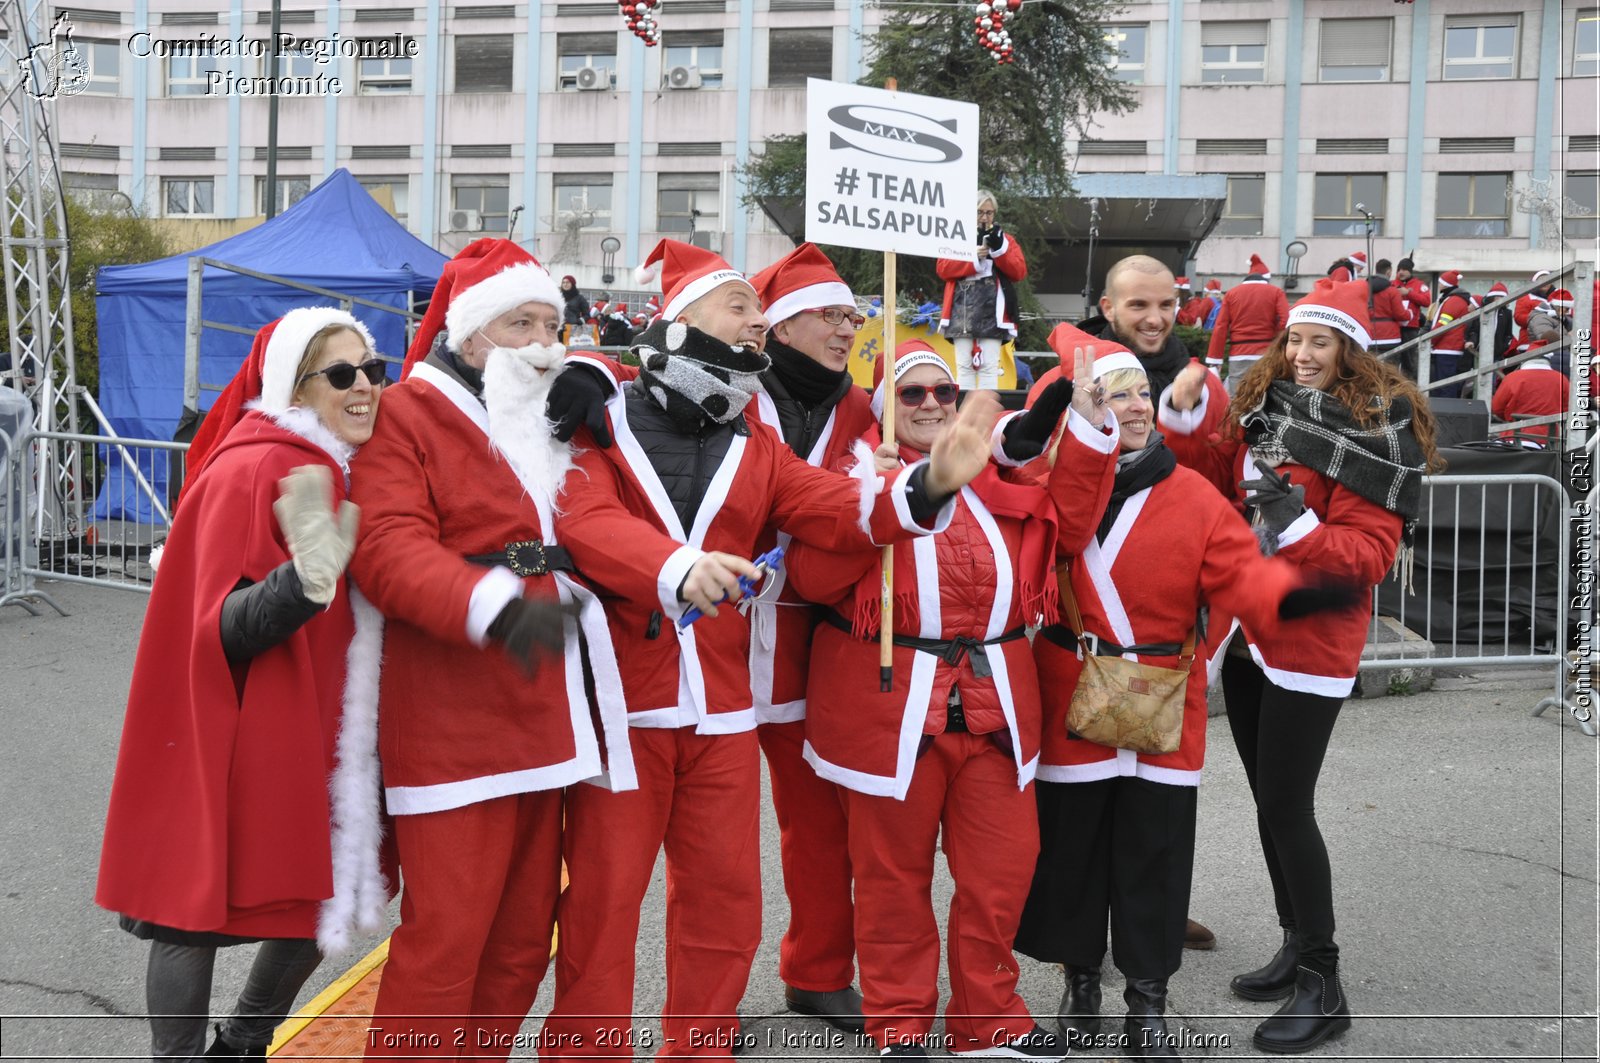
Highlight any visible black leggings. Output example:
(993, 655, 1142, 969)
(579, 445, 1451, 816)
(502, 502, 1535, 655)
(1222, 654, 1345, 968)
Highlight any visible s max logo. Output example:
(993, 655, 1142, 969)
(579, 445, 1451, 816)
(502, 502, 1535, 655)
(827, 105, 962, 165)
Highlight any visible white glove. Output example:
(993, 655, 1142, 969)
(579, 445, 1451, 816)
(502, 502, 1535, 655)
(272, 465, 360, 606)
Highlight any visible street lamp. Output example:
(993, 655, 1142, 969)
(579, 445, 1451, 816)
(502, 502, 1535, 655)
(600, 236, 622, 285)
(1284, 239, 1308, 291)
(1354, 203, 1375, 278)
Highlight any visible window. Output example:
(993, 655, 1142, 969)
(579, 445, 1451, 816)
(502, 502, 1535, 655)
(657, 172, 720, 246)
(1443, 17, 1518, 80)
(166, 54, 219, 96)
(1566, 172, 1599, 240)
(454, 34, 512, 92)
(359, 40, 414, 94)
(163, 177, 214, 216)
(552, 173, 613, 230)
(253, 42, 318, 79)
(768, 28, 832, 87)
(1576, 9, 1599, 77)
(1201, 21, 1267, 83)
(1214, 174, 1264, 236)
(65, 172, 119, 209)
(1319, 18, 1390, 82)
(1312, 173, 1385, 236)
(83, 38, 120, 94)
(1435, 173, 1509, 237)
(1103, 24, 1146, 84)
(453, 174, 510, 233)
(662, 32, 723, 89)
(255, 176, 311, 214)
(558, 32, 616, 90)
(357, 176, 410, 225)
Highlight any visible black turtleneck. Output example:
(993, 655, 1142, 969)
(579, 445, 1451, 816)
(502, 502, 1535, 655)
(761, 338, 860, 460)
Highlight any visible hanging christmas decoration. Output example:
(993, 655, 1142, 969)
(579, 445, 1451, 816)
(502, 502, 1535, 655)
(974, 0, 1019, 63)
(619, 0, 660, 46)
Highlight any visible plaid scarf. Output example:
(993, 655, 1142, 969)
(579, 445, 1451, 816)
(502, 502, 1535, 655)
(1242, 380, 1427, 521)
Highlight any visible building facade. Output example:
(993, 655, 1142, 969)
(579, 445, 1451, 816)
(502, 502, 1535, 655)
(56, 0, 1599, 304)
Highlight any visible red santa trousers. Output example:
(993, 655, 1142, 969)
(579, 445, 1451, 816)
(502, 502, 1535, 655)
(368, 790, 563, 1060)
(544, 728, 762, 1060)
(841, 732, 1039, 1053)
(757, 719, 857, 992)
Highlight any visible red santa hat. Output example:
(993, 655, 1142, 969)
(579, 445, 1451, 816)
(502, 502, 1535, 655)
(637, 238, 755, 323)
(748, 242, 856, 328)
(1247, 254, 1270, 279)
(869, 338, 953, 419)
(1348, 251, 1368, 276)
(403, 238, 561, 376)
(1285, 278, 1374, 350)
(1531, 269, 1553, 284)
(1205, 278, 1223, 294)
(1548, 288, 1574, 311)
(1174, 276, 1191, 291)
(644, 294, 662, 317)
(180, 307, 377, 504)
(632, 313, 648, 326)
(1439, 269, 1463, 289)
(610, 302, 629, 317)
(1046, 323, 1143, 381)
(1486, 281, 1510, 300)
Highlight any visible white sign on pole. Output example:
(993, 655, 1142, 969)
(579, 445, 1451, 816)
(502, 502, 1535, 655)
(804, 79, 980, 262)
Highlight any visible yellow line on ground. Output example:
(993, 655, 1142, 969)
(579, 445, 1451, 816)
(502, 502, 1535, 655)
(267, 938, 390, 1056)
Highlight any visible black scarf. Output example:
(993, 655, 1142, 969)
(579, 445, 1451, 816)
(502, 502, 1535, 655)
(766, 338, 852, 408)
(632, 319, 771, 434)
(1095, 434, 1178, 543)
(1243, 380, 1427, 521)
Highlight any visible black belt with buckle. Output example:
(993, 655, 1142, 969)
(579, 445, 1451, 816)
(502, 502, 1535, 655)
(465, 539, 575, 577)
(1037, 624, 1185, 658)
(822, 611, 1025, 679)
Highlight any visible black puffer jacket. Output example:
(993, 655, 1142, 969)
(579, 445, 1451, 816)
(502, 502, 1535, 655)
(624, 384, 745, 533)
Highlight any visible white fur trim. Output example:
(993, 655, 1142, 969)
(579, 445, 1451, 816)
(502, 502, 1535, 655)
(260, 308, 376, 414)
(1090, 351, 1144, 381)
(888, 459, 953, 539)
(259, 404, 357, 476)
(444, 263, 564, 352)
(763, 281, 856, 328)
(848, 439, 887, 536)
(663, 269, 753, 322)
(990, 410, 1028, 467)
(1157, 381, 1209, 436)
(1287, 302, 1372, 350)
(147, 542, 165, 573)
(1067, 406, 1120, 453)
(635, 259, 662, 287)
(317, 587, 390, 955)
(657, 545, 704, 623)
(481, 343, 574, 534)
(466, 566, 524, 647)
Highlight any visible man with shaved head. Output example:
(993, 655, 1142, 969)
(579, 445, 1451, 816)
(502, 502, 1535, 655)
(1079, 254, 1196, 401)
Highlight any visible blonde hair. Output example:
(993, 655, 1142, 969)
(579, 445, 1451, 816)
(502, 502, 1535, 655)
(976, 189, 998, 211)
(1098, 366, 1149, 396)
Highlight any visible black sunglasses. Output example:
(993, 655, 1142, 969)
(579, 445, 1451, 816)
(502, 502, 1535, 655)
(299, 358, 388, 390)
(896, 382, 958, 407)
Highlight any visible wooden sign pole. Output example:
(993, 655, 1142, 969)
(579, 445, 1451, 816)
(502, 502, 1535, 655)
(879, 76, 898, 694)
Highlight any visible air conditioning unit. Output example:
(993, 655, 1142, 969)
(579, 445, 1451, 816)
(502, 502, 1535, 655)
(665, 65, 702, 90)
(576, 66, 610, 91)
(448, 208, 483, 232)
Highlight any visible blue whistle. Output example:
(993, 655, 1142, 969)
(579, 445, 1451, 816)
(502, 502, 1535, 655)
(677, 545, 785, 628)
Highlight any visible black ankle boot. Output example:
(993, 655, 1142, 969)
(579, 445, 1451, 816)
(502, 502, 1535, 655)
(1251, 962, 1352, 1054)
(1056, 964, 1102, 1046)
(204, 1024, 266, 1060)
(1231, 928, 1299, 1002)
(1122, 978, 1181, 1060)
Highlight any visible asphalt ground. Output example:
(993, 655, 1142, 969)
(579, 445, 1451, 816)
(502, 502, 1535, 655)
(1, 578, 1596, 1062)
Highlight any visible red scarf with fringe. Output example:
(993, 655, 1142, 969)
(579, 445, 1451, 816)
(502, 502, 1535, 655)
(845, 425, 1059, 638)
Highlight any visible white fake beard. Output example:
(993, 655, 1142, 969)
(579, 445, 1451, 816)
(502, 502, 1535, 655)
(482, 342, 574, 534)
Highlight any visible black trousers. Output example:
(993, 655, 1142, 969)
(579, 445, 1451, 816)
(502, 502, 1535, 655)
(1222, 654, 1345, 968)
(1014, 776, 1196, 981)
(1396, 327, 1420, 381)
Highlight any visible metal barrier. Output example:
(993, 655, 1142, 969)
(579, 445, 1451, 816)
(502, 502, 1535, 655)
(10, 429, 186, 595)
(0, 428, 64, 615)
(1360, 471, 1591, 735)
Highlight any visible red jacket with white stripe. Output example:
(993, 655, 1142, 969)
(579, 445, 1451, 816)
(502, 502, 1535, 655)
(785, 420, 1113, 800)
(1157, 386, 1404, 697)
(1492, 360, 1570, 445)
(936, 235, 1027, 337)
(1395, 277, 1431, 330)
(1034, 414, 1300, 786)
(558, 387, 950, 736)
(1205, 277, 1289, 368)
(1432, 291, 1478, 354)
(1368, 282, 1409, 347)
(349, 362, 637, 814)
(746, 386, 877, 724)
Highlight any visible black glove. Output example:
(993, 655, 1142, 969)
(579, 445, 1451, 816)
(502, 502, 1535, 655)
(1239, 464, 1306, 537)
(486, 596, 581, 675)
(1278, 578, 1364, 619)
(984, 226, 1005, 252)
(545, 363, 615, 447)
(1001, 378, 1073, 462)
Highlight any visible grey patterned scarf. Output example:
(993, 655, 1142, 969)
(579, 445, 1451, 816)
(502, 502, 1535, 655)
(633, 320, 771, 433)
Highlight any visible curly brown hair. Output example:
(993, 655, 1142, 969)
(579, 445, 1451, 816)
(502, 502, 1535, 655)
(1226, 329, 1446, 472)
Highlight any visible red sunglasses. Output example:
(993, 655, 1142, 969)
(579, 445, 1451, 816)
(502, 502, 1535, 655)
(896, 382, 958, 407)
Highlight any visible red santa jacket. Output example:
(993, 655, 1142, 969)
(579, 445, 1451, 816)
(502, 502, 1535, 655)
(1431, 290, 1477, 354)
(349, 360, 638, 814)
(1492, 360, 1570, 445)
(746, 386, 877, 723)
(785, 419, 1112, 799)
(1033, 421, 1301, 786)
(936, 235, 1027, 336)
(99, 411, 389, 946)
(1158, 390, 1404, 697)
(557, 387, 952, 736)
(1205, 277, 1289, 368)
(1368, 282, 1409, 348)
(1176, 295, 1214, 328)
(1395, 277, 1431, 330)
